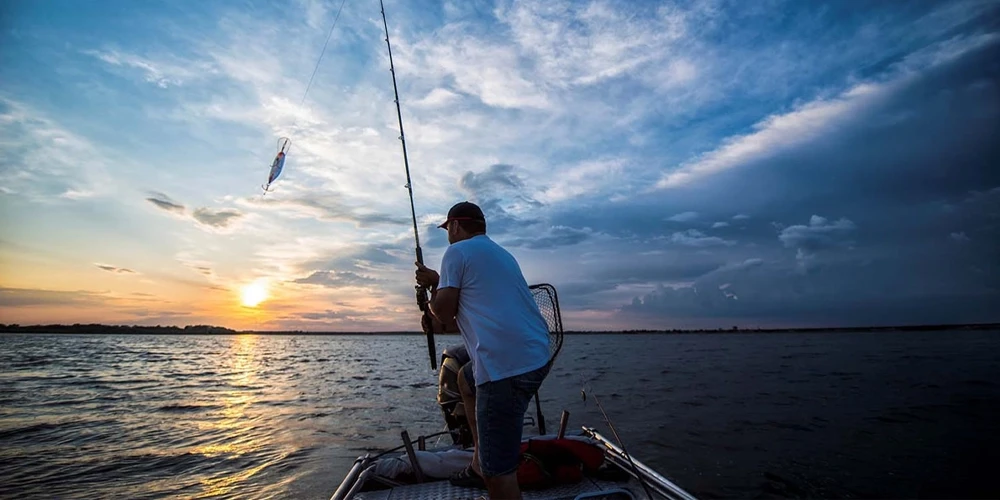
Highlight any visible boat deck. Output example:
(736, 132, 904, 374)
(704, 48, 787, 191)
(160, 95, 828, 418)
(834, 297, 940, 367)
(332, 428, 694, 500)
(353, 477, 642, 500)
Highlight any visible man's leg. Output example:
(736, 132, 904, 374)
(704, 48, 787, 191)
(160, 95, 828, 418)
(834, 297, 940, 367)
(484, 471, 521, 499)
(478, 362, 551, 500)
(457, 363, 482, 477)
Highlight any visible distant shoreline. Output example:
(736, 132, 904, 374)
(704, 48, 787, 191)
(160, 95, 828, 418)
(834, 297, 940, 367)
(1, 322, 997, 335)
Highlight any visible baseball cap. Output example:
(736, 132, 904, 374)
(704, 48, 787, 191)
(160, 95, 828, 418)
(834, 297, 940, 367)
(438, 201, 485, 228)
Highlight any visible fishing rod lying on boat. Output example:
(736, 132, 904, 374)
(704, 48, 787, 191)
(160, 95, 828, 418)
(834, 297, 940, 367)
(582, 386, 698, 500)
(583, 387, 655, 499)
(378, 0, 436, 371)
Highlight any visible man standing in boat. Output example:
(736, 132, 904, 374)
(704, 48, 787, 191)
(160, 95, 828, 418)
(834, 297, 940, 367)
(415, 200, 552, 499)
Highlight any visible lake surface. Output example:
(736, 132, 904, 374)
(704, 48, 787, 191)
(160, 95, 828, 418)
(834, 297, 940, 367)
(1, 331, 998, 499)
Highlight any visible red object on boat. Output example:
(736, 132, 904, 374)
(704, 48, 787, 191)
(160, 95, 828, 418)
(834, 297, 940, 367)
(516, 438, 605, 489)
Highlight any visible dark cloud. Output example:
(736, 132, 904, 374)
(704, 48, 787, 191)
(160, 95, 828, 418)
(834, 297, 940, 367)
(293, 270, 379, 288)
(698, 38, 1000, 220)
(594, 251, 726, 285)
(667, 211, 698, 222)
(775, 215, 857, 248)
(191, 207, 243, 228)
(95, 264, 136, 274)
(669, 229, 735, 248)
(299, 310, 342, 320)
(145, 192, 185, 213)
(538, 37, 1000, 327)
(456, 164, 545, 237)
(460, 163, 525, 193)
(776, 215, 857, 271)
(618, 255, 999, 328)
(145, 192, 244, 230)
(556, 281, 621, 299)
(0, 287, 107, 307)
(502, 226, 591, 249)
(122, 309, 190, 319)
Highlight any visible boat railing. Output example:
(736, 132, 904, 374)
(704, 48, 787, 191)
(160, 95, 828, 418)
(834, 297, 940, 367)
(330, 454, 370, 500)
(583, 427, 698, 500)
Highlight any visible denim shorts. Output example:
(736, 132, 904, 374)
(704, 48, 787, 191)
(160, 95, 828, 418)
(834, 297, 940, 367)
(460, 361, 551, 477)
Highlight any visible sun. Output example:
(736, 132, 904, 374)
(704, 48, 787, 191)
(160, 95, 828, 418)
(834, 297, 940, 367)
(240, 281, 269, 308)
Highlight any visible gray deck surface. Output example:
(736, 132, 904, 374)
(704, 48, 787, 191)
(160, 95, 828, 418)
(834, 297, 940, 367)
(354, 476, 641, 499)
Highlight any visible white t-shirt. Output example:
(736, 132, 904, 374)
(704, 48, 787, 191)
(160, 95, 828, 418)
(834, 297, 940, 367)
(438, 234, 550, 384)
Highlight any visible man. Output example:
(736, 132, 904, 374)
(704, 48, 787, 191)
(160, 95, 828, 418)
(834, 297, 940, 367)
(415, 201, 551, 499)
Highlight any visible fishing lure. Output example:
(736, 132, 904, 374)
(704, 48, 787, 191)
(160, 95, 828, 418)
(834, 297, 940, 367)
(262, 137, 291, 195)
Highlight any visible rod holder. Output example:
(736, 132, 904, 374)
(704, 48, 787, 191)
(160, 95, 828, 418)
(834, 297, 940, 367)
(557, 410, 570, 439)
(401, 430, 425, 483)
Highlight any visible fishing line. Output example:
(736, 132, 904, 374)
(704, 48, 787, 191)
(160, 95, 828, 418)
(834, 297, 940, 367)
(257, 0, 347, 195)
(299, 0, 349, 108)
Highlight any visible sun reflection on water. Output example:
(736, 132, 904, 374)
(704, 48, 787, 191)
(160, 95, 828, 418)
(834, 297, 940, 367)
(192, 334, 269, 497)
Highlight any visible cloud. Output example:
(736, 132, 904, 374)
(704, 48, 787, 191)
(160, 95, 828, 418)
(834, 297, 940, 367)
(0, 99, 116, 201)
(4, 0, 999, 331)
(413, 88, 462, 108)
(456, 164, 545, 234)
(778, 215, 857, 252)
(654, 33, 1000, 190)
(502, 225, 593, 250)
(460, 163, 527, 194)
(191, 207, 244, 228)
(60, 189, 97, 200)
(495, 0, 690, 88)
(299, 310, 342, 320)
(594, 253, 723, 285)
(538, 158, 626, 203)
(669, 229, 735, 248)
(84, 49, 212, 88)
(777, 215, 857, 271)
(0, 287, 108, 307)
(146, 192, 185, 214)
(618, 254, 999, 328)
(293, 270, 379, 288)
(667, 211, 698, 222)
(408, 32, 550, 110)
(656, 83, 891, 189)
(95, 264, 137, 274)
(143, 192, 248, 232)
(247, 194, 409, 227)
(950, 231, 971, 242)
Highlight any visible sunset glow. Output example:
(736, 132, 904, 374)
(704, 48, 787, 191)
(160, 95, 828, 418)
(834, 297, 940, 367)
(240, 282, 268, 308)
(1, 1, 997, 331)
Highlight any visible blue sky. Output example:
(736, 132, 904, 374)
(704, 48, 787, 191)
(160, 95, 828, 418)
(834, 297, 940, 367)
(1, 0, 997, 331)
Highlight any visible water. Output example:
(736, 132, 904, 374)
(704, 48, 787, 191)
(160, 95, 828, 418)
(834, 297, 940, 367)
(1, 331, 998, 499)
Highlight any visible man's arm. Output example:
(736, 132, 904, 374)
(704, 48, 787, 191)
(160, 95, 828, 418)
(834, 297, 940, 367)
(429, 286, 459, 322)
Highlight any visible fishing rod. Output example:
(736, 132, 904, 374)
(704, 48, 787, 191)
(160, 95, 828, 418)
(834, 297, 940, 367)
(583, 386, 655, 499)
(378, 0, 436, 371)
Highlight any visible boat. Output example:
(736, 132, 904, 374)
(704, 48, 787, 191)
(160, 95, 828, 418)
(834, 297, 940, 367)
(330, 284, 699, 500)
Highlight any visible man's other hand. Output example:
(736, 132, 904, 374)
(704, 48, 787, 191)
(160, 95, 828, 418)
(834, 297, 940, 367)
(415, 261, 440, 289)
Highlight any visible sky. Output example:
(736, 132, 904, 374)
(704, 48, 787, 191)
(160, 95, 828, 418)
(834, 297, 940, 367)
(0, 0, 997, 332)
